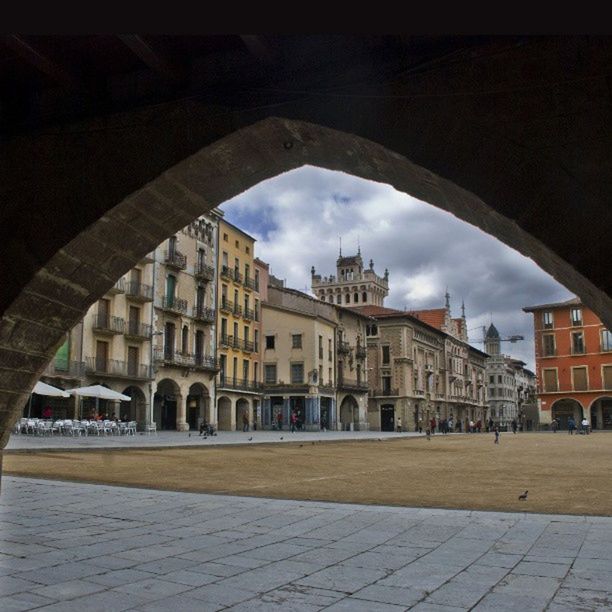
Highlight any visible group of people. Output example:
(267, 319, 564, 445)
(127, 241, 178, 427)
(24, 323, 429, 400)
(560, 416, 590, 435)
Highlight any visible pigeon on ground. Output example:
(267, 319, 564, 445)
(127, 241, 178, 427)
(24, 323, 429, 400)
(188, 433, 191, 437)
(299, 444, 303, 447)
(280, 437, 284, 440)
(518, 490, 528, 501)
(248, 437, 253, 441)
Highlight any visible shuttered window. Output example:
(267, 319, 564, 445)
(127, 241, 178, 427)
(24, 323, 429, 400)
(543, 369, 558, 392)
(603, 366, 612, 390)
(572, 367, 588, 391)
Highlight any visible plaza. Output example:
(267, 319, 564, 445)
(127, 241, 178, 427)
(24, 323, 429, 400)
(2, 475, 612, 611)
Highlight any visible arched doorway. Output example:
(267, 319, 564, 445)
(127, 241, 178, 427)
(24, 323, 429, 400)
(551, 398, 584, 430)
(339, 395, 359, 431)
(154, 379, 180, 431)
(590, 396, 612, 430)
(187, 383, 209, 431)
(217, 396, 232, 431)
(121, 386, 147, 429)
(235, 398, 250, 432)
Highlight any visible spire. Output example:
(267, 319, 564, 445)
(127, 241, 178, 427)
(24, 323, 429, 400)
(339, 236, 342, 257)
(311, 265, 316, 277)
(357, 235, 361, 256)
(461, 299, 466, 319)
(445, 289, 451, 312)
(369, 258, 374, 270)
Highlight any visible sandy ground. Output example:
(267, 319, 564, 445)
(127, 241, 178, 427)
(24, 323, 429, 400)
(4, 432, 610, 516)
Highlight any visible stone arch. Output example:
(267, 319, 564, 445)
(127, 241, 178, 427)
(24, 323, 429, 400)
(339, 395, 359, 431)
(551, 398, 584, 430)
(235, 397, 250, 431)
(187, 382, 210, 431)
(1, 116, 611, 446)
(217, 395, 232, 431)
(589, 395, 612, 430)
(154, 378, 180, 431)
(121, 385, 147, 428)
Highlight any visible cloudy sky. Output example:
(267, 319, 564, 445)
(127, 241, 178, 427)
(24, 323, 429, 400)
(221, 166, 573, 371)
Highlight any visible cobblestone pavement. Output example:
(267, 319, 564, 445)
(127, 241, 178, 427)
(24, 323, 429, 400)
(6, 429, 423, 451)
(1, 479, 612, 611)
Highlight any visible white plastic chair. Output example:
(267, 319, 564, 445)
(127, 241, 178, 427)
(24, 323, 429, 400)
(146, 422, 157, 435)
(126, 421, 137, 436)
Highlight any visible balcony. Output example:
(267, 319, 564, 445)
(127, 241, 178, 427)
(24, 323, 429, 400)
(194, 262, 215, 282)
(338, 341, 351, 354)
(337, 379, 369, 392)
(154, 348, 217, 372)
(242, 339, 255, 353)
(194, 355, 220, 372)
(218, 376, 263, 392)
(369, 388, 400, 397)
(220, 265, 234, 281)
(161, 296, 188, 315)
(233, 270, 243, 285)
(233, 304, 243, 317)
(219, 298, 234, 313)
(192, 305, 215, 324)
(92, 314, 125, 335)
(85, 357, 152, 380)
(107, 278, 125, 294)
(124, 321, 152, 341)
(243, 276, 258, 291)
(164, 249, 187, 270)
(355, 345, 367, 360)
(43, 359, 85, 379)
(220, 334, 233, 348)
(243, 307, 255, 321)
(125, 281, 153, 302)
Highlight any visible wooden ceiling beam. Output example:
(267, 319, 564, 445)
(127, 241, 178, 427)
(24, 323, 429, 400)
(118, 35, 181, 81)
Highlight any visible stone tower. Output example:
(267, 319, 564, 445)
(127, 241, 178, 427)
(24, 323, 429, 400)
(485, 323, 501, 356)
(311, 246, 389, 308)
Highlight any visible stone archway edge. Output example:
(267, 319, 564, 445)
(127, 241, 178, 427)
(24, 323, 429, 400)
(1, 117, 611, 449)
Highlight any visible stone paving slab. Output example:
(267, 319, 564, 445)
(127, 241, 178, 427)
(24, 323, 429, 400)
(2, 476, 612, 610)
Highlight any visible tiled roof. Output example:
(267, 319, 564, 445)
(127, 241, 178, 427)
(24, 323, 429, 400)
(522, 296, 580, 312)
(351, 305, 403, 317)
(408, 308, 447, 330)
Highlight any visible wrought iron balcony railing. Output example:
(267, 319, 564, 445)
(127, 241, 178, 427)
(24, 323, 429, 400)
(43, 359, 85, 378)
(369, 388, 400, 397)
(192, 306, 215, 323)
(107, 278, 125, 294)
(124, 321, 152, 340)
(161, 296, 188, 314)
(125, 281, 153, 302)
(164, 249, 187, 269)
(220, 334, 233, 348)
(219, 298, 234, 313)
(217, 376, 263, 392)
(243, 276, 258, 290)
(242, 339, 255, 352)
(243, 307, 255, 321)
(194, 262, 215, 282)
(92, 314, 125, 334)
(337, 379, 369, 391)
(85, 357, 152, 379)
(220, 265, 233, 280)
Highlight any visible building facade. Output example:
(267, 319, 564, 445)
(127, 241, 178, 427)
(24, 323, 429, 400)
(152, 213, 220, 431)
(484, 323, 537, 430)
(523, 298, 612, 429)
(261, 285, 369, 430)
(216, 219, 262, 430)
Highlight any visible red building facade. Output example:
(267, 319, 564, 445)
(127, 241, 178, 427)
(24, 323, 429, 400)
(523, 298, 612, 429)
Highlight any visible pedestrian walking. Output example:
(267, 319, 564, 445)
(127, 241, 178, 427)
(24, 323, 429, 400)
(511, 419, 518, 434)
(242, 411, 249, 432)
(581, 417, 590, 435)
(430, 417, 436, 434)
(290, 411, 297, 433)
(568, 416, 575, 435)
(494, 427, 500, 444)
(396, 417, 402, 433)
(276, 410, 283, 431)
(551, 418, 558, 433)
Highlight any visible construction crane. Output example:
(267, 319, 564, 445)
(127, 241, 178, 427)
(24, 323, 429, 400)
(468, 326, 524, 345)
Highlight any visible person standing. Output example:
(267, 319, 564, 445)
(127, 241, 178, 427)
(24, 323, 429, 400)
(290, 411, 297, 433)
(551, 418, 558, 433)
(581, 417, 590, 435)
(242, 411, 249, 432)
(396, 417, 402, 433)
(276, 410, 283, 431)
(487, 417, 494, 433)
(430, 416, 436, 434)
(511, 419, 518, 434)
(494, 427, 500, 444)
(568, 416, 575, 435)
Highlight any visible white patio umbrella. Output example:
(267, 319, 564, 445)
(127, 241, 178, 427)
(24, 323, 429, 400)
(27, 381, 70, 418)
(66, 384, 131, 419)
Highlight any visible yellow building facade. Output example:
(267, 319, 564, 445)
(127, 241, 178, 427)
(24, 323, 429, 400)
(216, 219, 262, 430)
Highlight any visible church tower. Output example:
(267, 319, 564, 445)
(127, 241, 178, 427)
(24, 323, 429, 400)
(311, 243, 389, 308)
(485, 323, 501, 356)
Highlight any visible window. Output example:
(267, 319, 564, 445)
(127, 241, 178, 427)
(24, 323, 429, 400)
(255, 270, 260, 290)
(543, 334, 556, 357)
(291, 363, 304, 384)
(602, 329, 612, 352)
(328, 367, 332, 384)
(543, 311, 554, 329)
(246, 246, 250, 254)
(244, 326, 249, 341)
(235, 240, 239, 248)
(219, 354, 226, 378)
(353, 292, 359, 303)
(234, 258, 240, 275)
(253, 362, 258, 382)
(245, 263, 250, 281)
(362, 292, 367, 302)
(264, 364, 277, 384)
(244, 294, 249, 311)
(542, 369, 558, 392)
(127, 346, 139, 377)
(292, 334, 302, 349)
(336, 294, 341, 304)
(328, 338, 332, 361)
(233, 357, 238, 382)
(366, 324, 378, 336)
(223, 233, 228, 242)
(197, 248, 205, 269)
(55, 337, 70, 371)
(489, 375, 494, 384)
(243, 360, 249, 382)
(254, 329, 259, 348)
(603, 365, 612, 390)
(233, 321, 238, 340)
(164, 322, 175, 358)
(168, 235, 177, 254)
(182, 326, 189, 353)
(572, 367, 588, 391)
(382, 345, 390, 365)
(498, 375, 502, 384)
(221, 318, 227, 337)
(572, 331, 585, 354)
(266, 335, 275, 350)
(345, 293, 350, 304)
(319, 335, 323, 359)
(570, 307, 582, 326)
(382, 375, 391, 393)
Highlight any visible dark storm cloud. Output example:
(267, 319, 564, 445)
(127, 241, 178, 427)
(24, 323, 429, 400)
(222, 166, 572, 369)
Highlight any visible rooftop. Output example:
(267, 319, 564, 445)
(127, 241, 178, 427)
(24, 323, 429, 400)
(522, 296, 580, 312)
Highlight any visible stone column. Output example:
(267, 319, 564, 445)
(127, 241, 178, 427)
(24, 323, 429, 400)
(176, 393, 188, 431)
